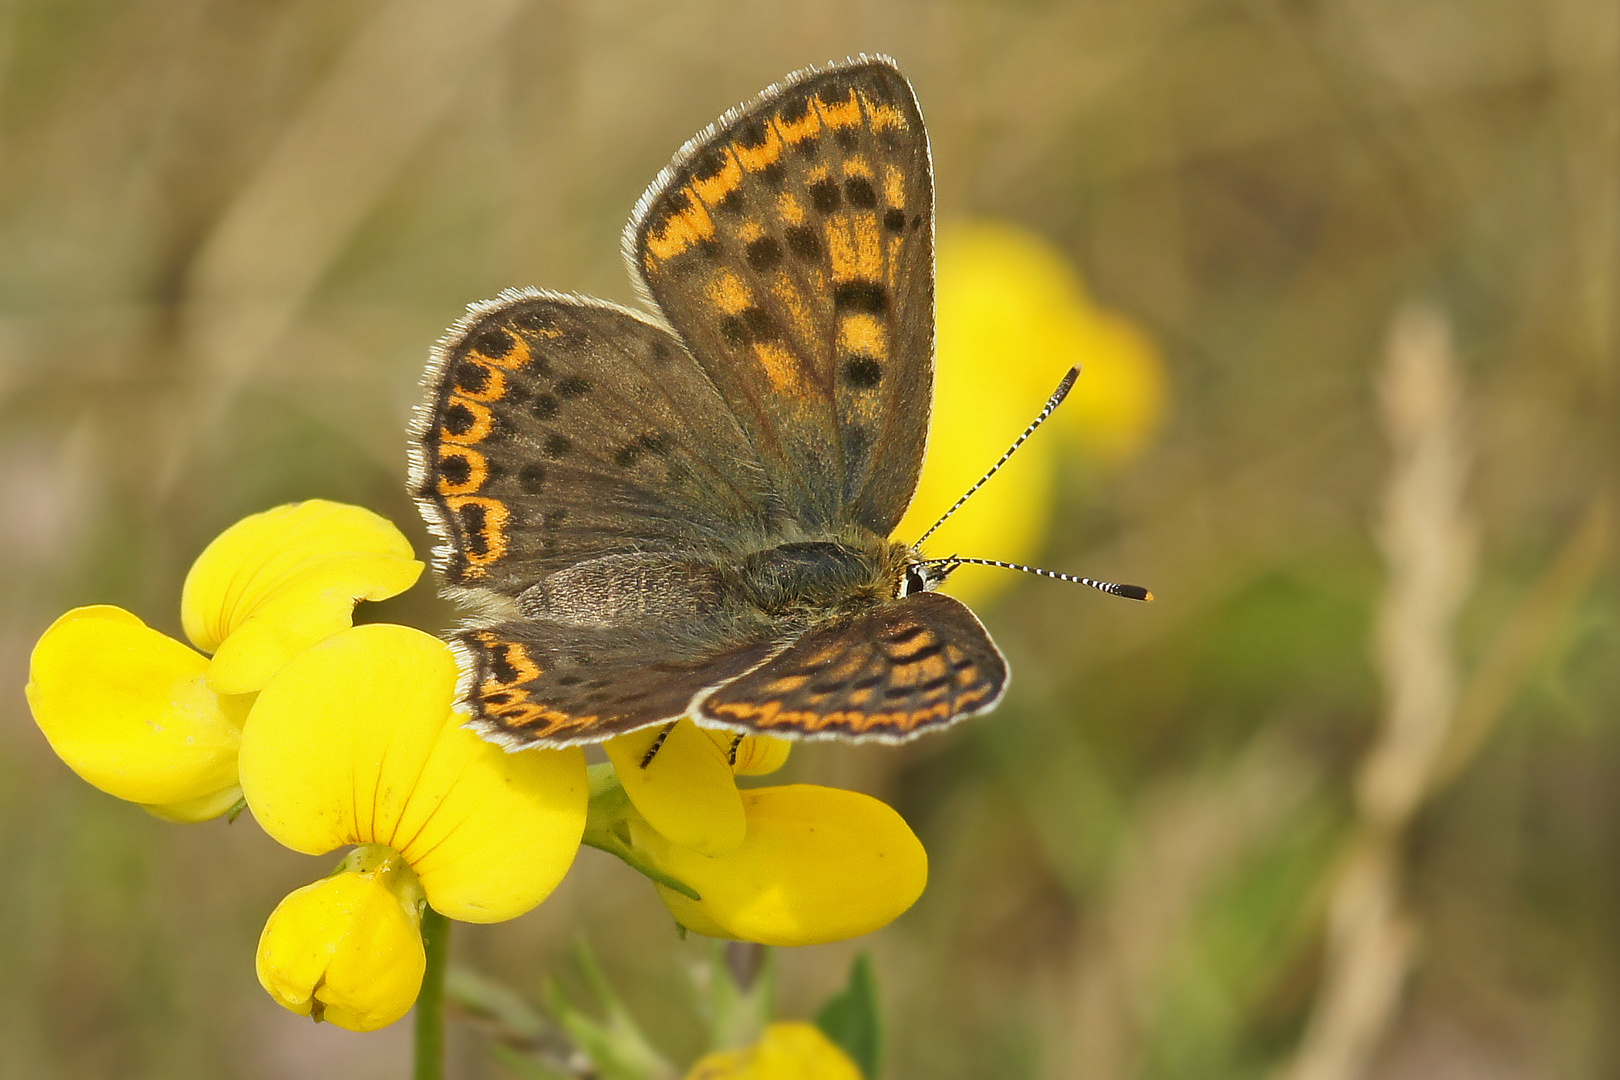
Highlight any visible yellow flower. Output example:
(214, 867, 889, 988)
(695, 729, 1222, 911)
(636, 784, 927, 947)
(241, 623, 589, 1029)
(25, 501, 421, 821)
(686, 1022, 863, 1080)
(242, 623, 588, 921)
(603, 720, 792, 857)
(588, 725, 921, 946)
(182, 500, 424, 695)
(898, 220, 1168, 601)
(256, 845, 427, 1033)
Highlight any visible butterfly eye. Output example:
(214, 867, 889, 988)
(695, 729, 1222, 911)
(901, 564, 930, 597)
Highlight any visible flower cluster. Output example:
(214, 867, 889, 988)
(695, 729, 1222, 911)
(26, 500, 927, 1031)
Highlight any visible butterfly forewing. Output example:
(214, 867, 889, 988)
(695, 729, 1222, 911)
(413, 291, 779, 602)
(698, 592, 1007, 741)
(630, 57, 935, 536)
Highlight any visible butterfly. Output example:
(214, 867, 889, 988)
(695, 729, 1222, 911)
(410, 55, 1009, 748)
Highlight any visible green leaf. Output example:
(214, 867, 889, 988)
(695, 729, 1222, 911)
(815, 953, 882, 1079)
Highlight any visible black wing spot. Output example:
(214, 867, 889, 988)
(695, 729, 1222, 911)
(835, 128, 859, 150)
(844, 177, 878, 208)
(455, 361, 491, 395)
(715, 189, 746, 215)
(457, 504, 489, 556)
(555, 375, 591, 398)
(532, 393, 558, 419)
(816, 81, 851, 106)
(833, 280, 890, 314)
(519, 464, 545, 493)
(760, 161, 786, 188)
(746, 236, 783, 272)
(439, 455, 472, 486)
(786, 225, 823, 261)
(809, 178, 840, 213)
(735, 119, 769, 148)
(779, 94, 810, 123)
(721, 307, 779, 345)
(472, 328, 514, 359)
(646, 339, 672, 365)
(486, 647, 519, 685)
(544, 434, 572, 456)
(692, 149, 728, 180)
(884, 207, 907, 232)
(842, 356, 883, 389)
(442, 402, 476, 437)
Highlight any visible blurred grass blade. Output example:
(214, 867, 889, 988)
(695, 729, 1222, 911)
(815, 953, 883, 1080)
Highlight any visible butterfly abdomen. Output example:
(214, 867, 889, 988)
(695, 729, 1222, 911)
(515, 552, 724, 628)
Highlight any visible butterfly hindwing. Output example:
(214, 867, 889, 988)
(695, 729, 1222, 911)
(413, 291, 780, 602)
(630, 56, 935, 536)
(456, 615, 780, 748)
(698, 592, 1007, 741)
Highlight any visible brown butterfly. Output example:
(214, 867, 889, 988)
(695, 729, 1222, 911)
(410, 56, 1142, 749)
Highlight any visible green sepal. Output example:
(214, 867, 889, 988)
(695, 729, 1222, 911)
(581, 762, 702, 901)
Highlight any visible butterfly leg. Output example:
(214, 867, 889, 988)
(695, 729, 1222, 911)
(727, 733, 744, 767)
(640, 722, 678, 769)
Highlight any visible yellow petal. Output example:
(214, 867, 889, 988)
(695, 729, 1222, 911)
(26, 606, 248, 810)
(606, 719, 746, 856)
(647, 785, 928, 946)
(256, 852, 425, 1033)
(700, 727, 793, 777)
(181, 501, 423, 694)
(143, 785, 245, 824)
(686, 1022, 862, 1080)
(240, 624, 588, 922)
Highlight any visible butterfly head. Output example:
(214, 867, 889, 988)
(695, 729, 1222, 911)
(898, 556, 953, 597)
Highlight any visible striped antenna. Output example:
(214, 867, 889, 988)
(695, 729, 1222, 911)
(913, 366, 1080, 550)
(926, 557, 1154, 602)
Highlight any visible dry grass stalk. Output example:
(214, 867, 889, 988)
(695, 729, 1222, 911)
(1278, 303, 1475, 1080)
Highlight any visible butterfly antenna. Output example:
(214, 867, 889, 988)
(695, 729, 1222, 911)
(925, 557, 1154, 602)
(914, 366, 1080, 549)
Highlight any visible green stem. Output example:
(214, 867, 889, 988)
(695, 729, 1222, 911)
(414, 906, 450, 1080)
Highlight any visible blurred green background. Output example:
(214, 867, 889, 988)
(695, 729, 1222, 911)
(2, 1, 1614, 1077)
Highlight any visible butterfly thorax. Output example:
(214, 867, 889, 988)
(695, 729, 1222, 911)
(734, 534, 914, 620)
